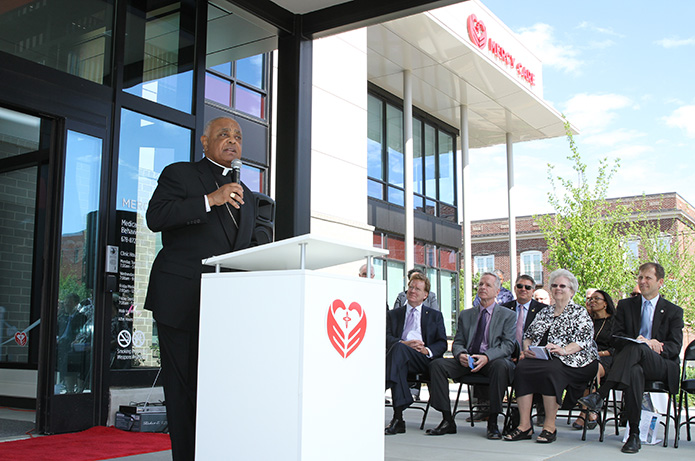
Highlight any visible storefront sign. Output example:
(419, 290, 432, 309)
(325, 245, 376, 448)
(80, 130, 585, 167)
(467, 14, 536, 87)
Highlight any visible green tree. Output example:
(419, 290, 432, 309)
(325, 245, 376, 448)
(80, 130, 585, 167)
(628, 215, 695, 328)
(536, 121, 636, 303)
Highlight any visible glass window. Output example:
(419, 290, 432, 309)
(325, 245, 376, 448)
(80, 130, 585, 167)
(413, 119, 423, 195)
(386, 260, 405, 310)
(386, 104, 403, 190)
(235, 86, 264, 119)
(55, 131, 102, 394)
(0, 107, 41, 159)
(474, 255, 494, 274)
(440, 271, 456, 336)
(123, 0, 194, 113)
(205, 73, 232, 106)
(0, 166, 37, 364)
(424, 124, 436, 201)
(521, 251, 543, 284)
(0, 0, 113, 85)
(112, 109, 191, 370)
(372, 258, 384, 281)
(236, 55, 264, 89)
(241, 164, 263, 193)
(367, 95, 383, 181)
(438, 131, 455, 205)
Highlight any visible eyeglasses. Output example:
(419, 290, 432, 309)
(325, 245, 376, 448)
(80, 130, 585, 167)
(588, 296, 605, 302)
(516, 284, 533, 290)
(550, 283, 568, 289)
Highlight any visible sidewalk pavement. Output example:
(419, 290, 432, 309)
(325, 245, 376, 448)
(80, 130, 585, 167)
(3, 385, 695, 460)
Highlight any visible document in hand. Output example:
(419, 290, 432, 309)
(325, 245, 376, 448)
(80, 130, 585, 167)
(612, 335, 647, 344)
(528, 346, 552, 360)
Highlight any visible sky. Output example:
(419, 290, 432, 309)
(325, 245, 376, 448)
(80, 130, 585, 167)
(468, 0, 695, 221)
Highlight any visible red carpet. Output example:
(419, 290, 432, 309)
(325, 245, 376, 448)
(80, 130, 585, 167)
(0, 426, 171, 460)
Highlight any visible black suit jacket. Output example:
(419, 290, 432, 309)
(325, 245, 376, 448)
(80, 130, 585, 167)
(502, 298, 546, 333)
(144, 158, 259, 329)
(386, 305, 447, 359)
(613, 295, 684, 393)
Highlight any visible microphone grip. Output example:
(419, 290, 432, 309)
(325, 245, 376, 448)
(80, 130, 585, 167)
(231, 168, 241, 184)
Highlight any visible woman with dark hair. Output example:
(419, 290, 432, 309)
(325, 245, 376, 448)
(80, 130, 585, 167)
(572, 289, 615, 430)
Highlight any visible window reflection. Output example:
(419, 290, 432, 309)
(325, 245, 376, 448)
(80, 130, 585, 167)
(204, 53, 268, 120)
(123, 0, 194, 113)
(55, 131, 102, 394)
(0, 0, 113, 85)
(113, 109, 190, 370)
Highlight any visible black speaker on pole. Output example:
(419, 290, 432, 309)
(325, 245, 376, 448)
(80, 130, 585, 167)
(253, 193, 275, 245)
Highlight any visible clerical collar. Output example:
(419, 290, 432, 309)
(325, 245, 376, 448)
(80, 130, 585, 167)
(206, 157, 233, 176)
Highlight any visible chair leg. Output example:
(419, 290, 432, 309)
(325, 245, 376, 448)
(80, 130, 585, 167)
(452, 382, 464, 416)
(466, 384, 476, 427)
(420, 400, 430, 430)
(675, 390, 683, 448)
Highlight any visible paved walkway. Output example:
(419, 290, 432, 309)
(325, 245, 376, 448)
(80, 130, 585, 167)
(3, 389, 695, 460)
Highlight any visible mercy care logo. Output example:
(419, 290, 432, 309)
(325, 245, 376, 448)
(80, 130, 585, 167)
(326, 299, 367, 358)
(466, 14, 536, 87)
(467, 14, 487, 48)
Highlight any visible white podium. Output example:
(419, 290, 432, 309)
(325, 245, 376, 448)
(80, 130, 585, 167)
(196, 234, 388, 461)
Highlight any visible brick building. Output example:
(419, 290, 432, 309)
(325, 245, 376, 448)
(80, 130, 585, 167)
(469, 192, 695, 289)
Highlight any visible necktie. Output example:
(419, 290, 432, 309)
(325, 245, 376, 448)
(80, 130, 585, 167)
(401, 308, 417, 341)
(515, 304, 525, 344)
(470, 309, 489, 354)
(639, 300, 653, 339)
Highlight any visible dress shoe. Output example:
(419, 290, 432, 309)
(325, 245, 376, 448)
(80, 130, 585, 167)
(465, 411, 489, 422)
(385, 417, 406, 435)
(577, 392, 603, 412)
(487, 424, 502, 440)
(425, 419, 457, 436)
(621, 433, 641, 453)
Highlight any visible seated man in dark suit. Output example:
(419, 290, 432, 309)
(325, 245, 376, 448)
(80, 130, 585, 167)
(579, 262, 684, 453)
(393, 268, 439, 311)
(426, 272, 516, 439)
(385, 272, 447, 435)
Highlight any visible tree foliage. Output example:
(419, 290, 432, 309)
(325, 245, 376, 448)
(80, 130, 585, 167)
(537, 121, 695, 327)
(536, 121, 635, 303)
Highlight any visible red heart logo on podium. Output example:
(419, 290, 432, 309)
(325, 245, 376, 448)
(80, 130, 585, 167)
(14, 332, 27, 347)
(327, 299, 367, 358)
(467, 14, 487, 49)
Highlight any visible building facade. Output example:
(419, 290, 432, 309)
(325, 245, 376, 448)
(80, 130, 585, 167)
(469, 192, 695, 291)
(0, 0, 572, 434)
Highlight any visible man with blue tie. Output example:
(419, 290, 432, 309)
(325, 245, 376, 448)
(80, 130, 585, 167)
(385, 272, 447, 435)
(579, 262, 684, 453)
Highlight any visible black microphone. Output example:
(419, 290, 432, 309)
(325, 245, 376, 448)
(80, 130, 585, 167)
(231, 159, 242, 184)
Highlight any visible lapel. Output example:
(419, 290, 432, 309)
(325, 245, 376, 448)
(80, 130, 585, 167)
(629, 296, 643, 336)
(526, 300, 539, 329)
(233, 182, 255, 250)
(652, 296, 666, 339)
(397, 306, 407, 337)
(467, 307, 481, 348)
(196, 160, 236, 248)
(488, 304, 500, 339)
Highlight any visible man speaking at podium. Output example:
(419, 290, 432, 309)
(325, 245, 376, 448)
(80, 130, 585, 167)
(145, 117, 263, 460)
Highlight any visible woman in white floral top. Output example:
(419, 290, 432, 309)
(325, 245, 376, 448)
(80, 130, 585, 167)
(504, 269, 599, 444)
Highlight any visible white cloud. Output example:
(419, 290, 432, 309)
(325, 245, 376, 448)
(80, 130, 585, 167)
(515, 23, 582, 73)
(604, 144, 654, 161)
(577, 21, 624, 38)
(583, 129, 646, 147)
(562, 93, 635, 134)
(664, 105, 695, 137)
(655, 37, 695, 48)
